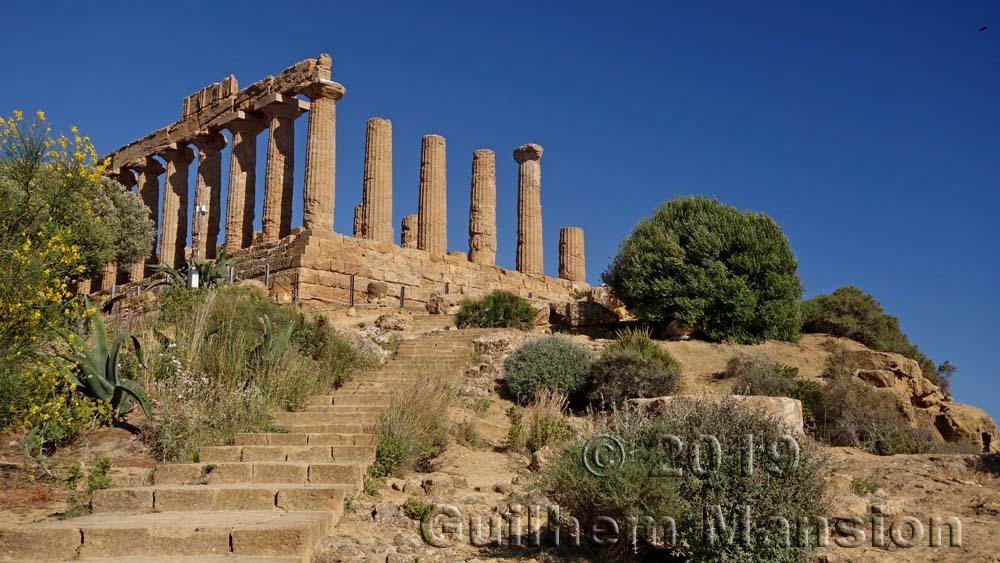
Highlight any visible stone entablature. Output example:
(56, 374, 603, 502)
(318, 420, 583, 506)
(91, 53, 588, 304)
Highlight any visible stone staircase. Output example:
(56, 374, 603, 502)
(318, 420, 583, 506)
(0, 324, 483, 563)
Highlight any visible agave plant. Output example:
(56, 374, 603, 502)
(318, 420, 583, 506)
(63, 306, 152, 418)
(146, 250, 239, 291)
(246, 316, 295, 372)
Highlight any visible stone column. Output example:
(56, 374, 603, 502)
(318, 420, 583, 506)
(401, 214, 418, 248)
(158, 144, 195, 268)
(191, 130, 227, 260)
(256, 94, 309, 242)
(514, 143, 544, 275)
(353, 204, 364, 238)
(417, 134, 447, 256)
(300, 80, 346, 232)
(127, 157, 165, 280)
(100, 262, 117, 292)
(468, 149, 496, 265)
(214, 111, 267, 251)
(362, 117, 393, 243)
(559, 227, 586, 282)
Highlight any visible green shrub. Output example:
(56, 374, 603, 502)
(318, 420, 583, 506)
(0, 112, 153, 445)
(402, 497, 436, 521)
(368, 370, 453, 482)
(455, 290, 537, 330)
(801, 285, 950, 395)
(588, 327, 681, 409)
(602, 196, 803, 344)
(503, 336, 594, 404)
(538, 399, 830, 562)
(807, 375, 956, 455)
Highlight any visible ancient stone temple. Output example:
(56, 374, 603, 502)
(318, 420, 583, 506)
(93, 53, 588, 307)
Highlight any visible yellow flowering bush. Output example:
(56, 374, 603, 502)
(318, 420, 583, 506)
(0, 109, 147, 448)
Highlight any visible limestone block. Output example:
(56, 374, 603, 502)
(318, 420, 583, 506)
(631, 395, 805, 435)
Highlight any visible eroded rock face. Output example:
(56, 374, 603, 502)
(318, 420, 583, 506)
(931, 402, 999, 453)
(848, 348, 945, 408)
(630, 395, 805, 435)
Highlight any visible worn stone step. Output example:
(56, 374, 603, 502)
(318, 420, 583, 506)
(92, 483, 350, 513)
(330, 395, 392, 407)
(151, 462, 366, 487)
(234, 432, 376, 447)
(297, 404, 383, 414)
(200, 445, 374, 463)
(283, 423, 372, 434)
(269, 411, 380, 426)
(0, 511, 334, 559)
(301, 405, 384, 414)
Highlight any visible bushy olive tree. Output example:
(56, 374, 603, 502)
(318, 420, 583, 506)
(603, 196, 802, 344)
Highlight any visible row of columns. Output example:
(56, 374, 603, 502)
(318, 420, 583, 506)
(97, 79, 345, 289)
(353, 125, 585, 282)
(94, 76, 585, 290)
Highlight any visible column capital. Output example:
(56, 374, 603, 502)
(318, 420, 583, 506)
(108, 168, 137, 189)
(192, 129, 228, 153)
(211, 110, 268, 135)
(300, 79, 345, 102)
(159, 143, 196, 165)
(126, 155, 166, 176)
(513, 143, 543, 163)
(473, 148, 495, 159)
(254, 93, 310, 119)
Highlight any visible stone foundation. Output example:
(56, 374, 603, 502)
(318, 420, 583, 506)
(228, 230, 583, 308)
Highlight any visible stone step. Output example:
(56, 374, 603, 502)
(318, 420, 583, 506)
(234, 432, 377, 447)
(329, 396, 391, 407)
(269, 411, 380, 426)
(151, 462, 366, 488)
(200, 445, 374, 463)
(282, 423, 372, 434)
(92, 483, 350, 513)
(301, 404, 384, 413)
(0, 511, 335, 559)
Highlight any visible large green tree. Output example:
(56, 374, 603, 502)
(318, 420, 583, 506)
(603, 196, 803, 344)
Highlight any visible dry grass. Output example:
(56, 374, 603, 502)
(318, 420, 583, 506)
(506, 389, 573, 453)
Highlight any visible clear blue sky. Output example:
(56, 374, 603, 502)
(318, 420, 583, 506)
(3, 1, 998, 418)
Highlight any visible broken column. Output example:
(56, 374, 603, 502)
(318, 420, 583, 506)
(354, 204, 364, 237)
(257, 94, 308, 242)
(468, 149, 496, 265)
(300, 78, 346, 232)
(559, 227, 586, 282)
(514, 143, 544, 275)
(216, 111, 266, 250)
(401, 214, 418, 248)
(417, 134, 447, 256)
(158, 144, 195, 268)
(127, 157, 165, 280)
(192, 130, 227, 259)
(362, 117, 393, 243)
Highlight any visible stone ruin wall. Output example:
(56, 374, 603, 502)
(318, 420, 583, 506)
(87, 53, 588, 307)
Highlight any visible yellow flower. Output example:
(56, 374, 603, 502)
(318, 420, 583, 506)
(12, 110, 23, 120)
(36, 110, 45, 122)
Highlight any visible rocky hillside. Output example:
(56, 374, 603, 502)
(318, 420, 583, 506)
(659, 333, 998, 454)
